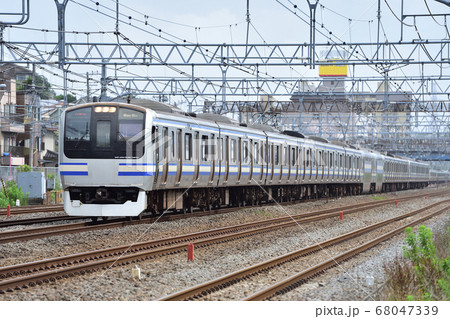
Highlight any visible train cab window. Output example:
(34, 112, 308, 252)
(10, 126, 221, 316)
(201, 135, 208, 161)
(185, 133, 192, 160)
(96, 121, 111, 148)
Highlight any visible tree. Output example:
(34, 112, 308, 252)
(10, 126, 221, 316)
(55, 93, 77, 104)
(17, 75, 55, 100)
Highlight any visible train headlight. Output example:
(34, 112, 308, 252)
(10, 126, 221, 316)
(95, 106, 117, 113)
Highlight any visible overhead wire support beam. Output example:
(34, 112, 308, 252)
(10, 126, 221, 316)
(4, 41, 450, 66)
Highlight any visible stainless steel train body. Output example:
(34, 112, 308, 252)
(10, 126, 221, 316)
(60, 102, 443, 217)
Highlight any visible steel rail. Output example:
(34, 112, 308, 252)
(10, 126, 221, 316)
(0, 216, 83, 228)
(0, 198, 401, 280)
(0, 196, 448, 294)
(157, 201, 449, 301)
(243, 206, 450, 300)
(0, 189, 446, 244)
(0, 205, 64, 215)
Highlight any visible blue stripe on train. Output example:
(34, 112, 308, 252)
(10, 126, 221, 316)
(118, 172, 153, 176)
(60, 171, 88, 176)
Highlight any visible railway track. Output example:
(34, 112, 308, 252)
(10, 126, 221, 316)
(0, 192, 448, 294)
(0, 190, 450, 244)
(158, 200, 450, 301)
(0, 189, 448, 245)
(0, 205, 64, 216)
(0, 216, 85, 228)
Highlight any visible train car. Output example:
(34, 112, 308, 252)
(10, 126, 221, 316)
(60, 101, 438, 218)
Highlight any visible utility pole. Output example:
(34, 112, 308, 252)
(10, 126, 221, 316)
(29, 64, 36, 167)
(245, 0, 250, 57)
(376, 0, 381, 60)
(307, 0, 318, 67)
(54, 0, 69, 106)
(100, 60, 107, 101)
(86, 72, 90, 103)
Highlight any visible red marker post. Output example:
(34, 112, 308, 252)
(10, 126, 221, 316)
(6, 204, 10, 218)
(395, 200, 398, 206)
(339, 211, 343, 220)
(187, 243, 194, 261)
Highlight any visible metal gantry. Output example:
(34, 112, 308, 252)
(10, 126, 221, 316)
(0, 1, 449, 162)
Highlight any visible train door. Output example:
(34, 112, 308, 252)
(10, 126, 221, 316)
(180, 132, 194, 188)
(280, 145, 287, 183)
(175, 129, 182, 185)
(328, 151, 332, 182)
(298, 147, 303, 183)
(269, 143, 275, 183)
(193, 132, 200, 182)
(199, 133, 212, 185)
(249, 139, 254, 183)
(274, 144, 281, 183)
(209, 134, 216, 185)
(161, 127, 169, 185)
(152, 126, 160, 186)
(237, 137, 242, 184)
(288, 146, 295, 183)
(165, 129, 178, 187)
(224, 136, 230, 184)
(259, 141, 265, 183)
(242, 139, 249, 184)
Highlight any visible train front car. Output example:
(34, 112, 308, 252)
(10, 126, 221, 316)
(60, 102, 154, 217)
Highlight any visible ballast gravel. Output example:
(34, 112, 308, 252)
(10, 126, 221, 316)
(0, 187, 448, 301)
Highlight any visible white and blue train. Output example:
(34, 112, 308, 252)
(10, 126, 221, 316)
(59, 101, 449, 218)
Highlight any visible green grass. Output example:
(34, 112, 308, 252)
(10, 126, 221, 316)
(382, 223, 450, 301)
(372, 195, 387, 201)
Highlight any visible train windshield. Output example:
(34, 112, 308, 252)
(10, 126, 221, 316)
(64, 106, 145, 159)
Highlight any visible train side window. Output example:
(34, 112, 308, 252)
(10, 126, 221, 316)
(185, 133, 192, 160)
(243, 141, 249, 163)
(254, 142, 259, 164)
(261, 142, 265, 164)
(283, 146, 287, 166)
(291, 147, 296, 166)
(217, 136, 222, 161)
(201, 135, 208, 161)
(275, 145, 279, 165)
(177, 129, 182, 160)
(163, 127, 168, 160)
(299, 148, 302, 167)
(306, 149, 310, 167)
(211, 134, 216, 160)
(171, 131, 175, 160)
(231, 139, 236, 163)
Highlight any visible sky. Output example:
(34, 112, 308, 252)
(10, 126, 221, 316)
(0, 0, 449, 103)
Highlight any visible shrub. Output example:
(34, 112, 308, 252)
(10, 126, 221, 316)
(17, 164, 32, 172)
(0, 181, 29, 207)
(401, 226, 449, 300)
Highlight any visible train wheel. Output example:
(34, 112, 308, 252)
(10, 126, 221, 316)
(91, 217, 98, 222)
(102, 217, 108, 221)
